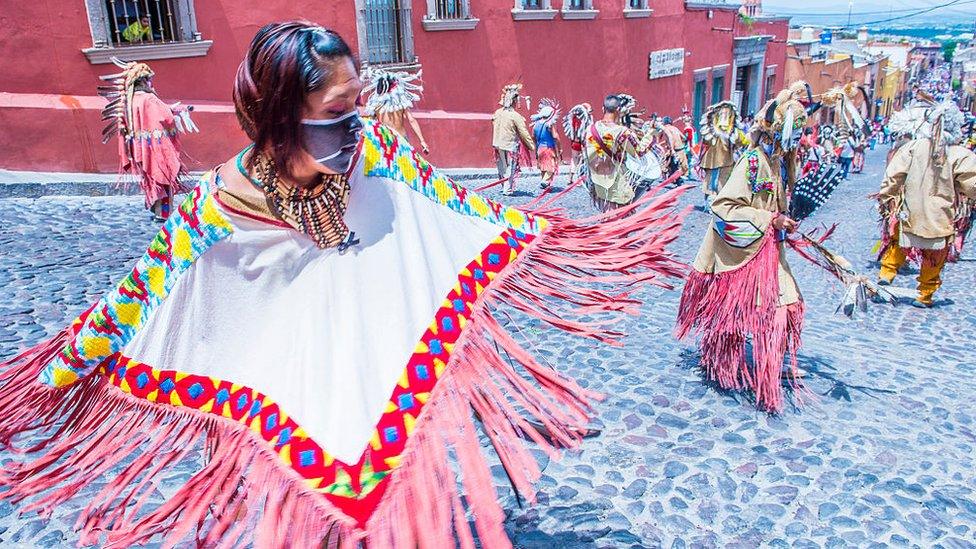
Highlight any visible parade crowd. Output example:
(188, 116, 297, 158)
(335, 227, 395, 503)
(1, 20, 976, 547)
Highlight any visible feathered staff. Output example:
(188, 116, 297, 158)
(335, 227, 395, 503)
(788, 230, 900, 318)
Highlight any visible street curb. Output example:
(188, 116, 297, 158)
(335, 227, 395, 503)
(0, 168, 510, 198)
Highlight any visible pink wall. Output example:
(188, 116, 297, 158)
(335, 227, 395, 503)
(0, 0, 787, 172)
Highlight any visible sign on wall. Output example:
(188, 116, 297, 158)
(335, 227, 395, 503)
(648, 48, 685, 80)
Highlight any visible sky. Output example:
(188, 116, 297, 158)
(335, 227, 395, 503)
(762, 0, 976, 26)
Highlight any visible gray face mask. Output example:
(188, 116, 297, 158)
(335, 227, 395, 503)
(301, 111, 364, 173)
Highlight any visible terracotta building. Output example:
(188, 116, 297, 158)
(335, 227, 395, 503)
(0, 0, 788, 172)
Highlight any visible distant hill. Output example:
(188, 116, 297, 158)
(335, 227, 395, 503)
(763, 0, 975, 27)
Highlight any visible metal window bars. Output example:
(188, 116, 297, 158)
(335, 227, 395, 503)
(523, 0, 543, 9)
(567, 0, 586, 8)
(434, 0, 470, 19)
(362, 0, 414, 65)
(105, 0, 183, 46)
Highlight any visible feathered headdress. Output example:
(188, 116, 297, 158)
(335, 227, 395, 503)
(499, 83, 522, 108)
(819, 81, 870, 137)
(699, 101, 739, 144)
(616, 94, 645, 128)
(530, 98, 561, 128)
(889, 94, 965, 144)
(98, 57, 154, 145)
(361, 68, 424, 115)
(562, 103, 593, 143)
(752, 81, 817, 150)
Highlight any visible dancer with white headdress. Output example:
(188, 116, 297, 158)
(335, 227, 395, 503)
(531, 98, 563, 189)
(98, 57, 199, 221)
(361, 68, 430, 154)
(877, 98, 976, 307)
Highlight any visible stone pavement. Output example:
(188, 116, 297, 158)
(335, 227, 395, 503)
(0, 147, 974, 548)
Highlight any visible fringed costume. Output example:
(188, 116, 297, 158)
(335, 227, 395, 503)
(698, 101, 748, 201)
(877, 100, 976, 306)
(361, 68, 429, 153)
(676, 84, 817, 413)
(584, 95, 658, 211)
(0, 120, 689, 547)
(530, 98, 562, 188)
(99, 58, 198, 221)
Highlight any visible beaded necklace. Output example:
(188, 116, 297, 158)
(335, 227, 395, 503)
(236, 147, 357, 251)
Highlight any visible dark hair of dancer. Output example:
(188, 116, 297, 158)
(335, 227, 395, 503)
(233, 21, 356, 181)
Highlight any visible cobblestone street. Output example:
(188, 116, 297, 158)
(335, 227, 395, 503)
(1, 147, 975, 548)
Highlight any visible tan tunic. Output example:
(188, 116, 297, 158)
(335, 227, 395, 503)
(585, 121, 641, 205)
(491, 108, 534, 152)
(693, 148, 800, 306)
(879, 139, 976, 240)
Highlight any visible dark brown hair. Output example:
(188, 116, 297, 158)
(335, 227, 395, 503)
(233, 21, 355, 181)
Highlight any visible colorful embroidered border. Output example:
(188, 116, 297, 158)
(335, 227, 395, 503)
(747, 151, 775, 194)
(361, 122, 548, 235)
(41, 184, 233, 388)
(99, 226, 535, 524)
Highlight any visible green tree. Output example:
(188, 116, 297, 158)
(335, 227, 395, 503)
(943, 40, 958, 63)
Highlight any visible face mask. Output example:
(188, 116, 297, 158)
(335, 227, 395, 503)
(301, 110, 364, 173)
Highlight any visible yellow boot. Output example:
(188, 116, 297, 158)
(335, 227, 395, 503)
(879, 242, 907, 285)
(915, 249, 949, 307)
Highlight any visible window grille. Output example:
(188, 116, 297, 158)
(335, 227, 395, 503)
(523, 0, 543, 9)
(362, 0, 414, 65)
(433, 0, 469, 19)
(104, 0, 183, 46)
(567, 0, 586, 8)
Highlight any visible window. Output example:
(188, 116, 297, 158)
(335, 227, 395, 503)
(561, 0, 598, 19)
(82, 0, 211, 64)
(693, 70, 709, 130)
(711, 74, 725, 103)
(623, 0, 653, 18)
(422, 0, 479, 30)
(764, 67, 777, 102)
(512, 0, 557, 20)
(358, 0, 416, 66)
(711, 67, 727, 103)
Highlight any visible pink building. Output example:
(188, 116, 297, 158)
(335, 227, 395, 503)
(0, 0, 788, 172)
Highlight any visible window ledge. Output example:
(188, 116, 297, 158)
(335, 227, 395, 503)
(422, 17, 480, 31)
(561, 8, 599, 19)
(361, 60, 422, 72)
(82, 40, 213, 64)
(511, 8, 558, 20)
(623, 8, 653, 18)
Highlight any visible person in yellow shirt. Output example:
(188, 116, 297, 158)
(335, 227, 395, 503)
(121, 16, 151, 42)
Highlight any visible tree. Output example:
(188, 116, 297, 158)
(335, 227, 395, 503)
(943, 40, 958, 63)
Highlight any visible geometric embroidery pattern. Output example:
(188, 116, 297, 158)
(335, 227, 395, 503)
(99, 227, 535, 526)
(361, 121, 549, 236)
(712, 216, 764, 248)
(40, 184, 234, 388)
